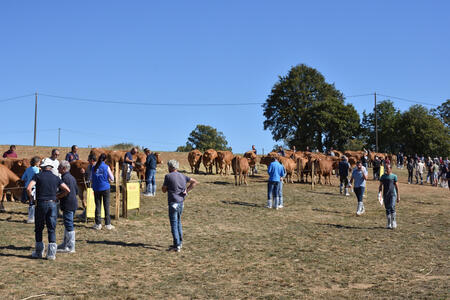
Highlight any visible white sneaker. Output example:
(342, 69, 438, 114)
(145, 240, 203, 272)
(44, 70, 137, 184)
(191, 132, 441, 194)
(143, 193, 152, 197)
(278, 205, 284, 209)
(105, 224, 115, 230)
(93, 224, 102, 230)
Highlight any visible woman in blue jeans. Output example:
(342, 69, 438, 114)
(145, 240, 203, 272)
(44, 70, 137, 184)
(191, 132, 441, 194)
(350, 161, 368, 216)
(91, 153, 115, 230)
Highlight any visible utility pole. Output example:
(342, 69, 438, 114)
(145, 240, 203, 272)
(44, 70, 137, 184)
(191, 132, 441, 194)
(58, 128, 61, 147)
(374, 92, 378, 152)
(33, 92, 38, 147)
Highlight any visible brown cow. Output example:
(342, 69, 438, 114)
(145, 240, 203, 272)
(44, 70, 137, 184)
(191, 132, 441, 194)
(0, 158, 30, 177)
(231, 156, 249, 185)
(70, 160, 90, 209)
(243, 151, 258, 176)
(216, 151, 233, 175)
(278, 156, 297, 183)
(202, 149, 218, 174)
(314, 158, 338, 185)
(0, 164, 23, 211)
(106, 150, 126, 173)
(188, 150, 203, 174)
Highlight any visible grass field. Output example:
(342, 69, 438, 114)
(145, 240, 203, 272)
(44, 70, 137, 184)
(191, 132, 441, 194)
(0, 146, 448, 299)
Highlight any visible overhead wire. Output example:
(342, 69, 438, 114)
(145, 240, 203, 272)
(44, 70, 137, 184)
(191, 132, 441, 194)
(0, 93, 34, 103)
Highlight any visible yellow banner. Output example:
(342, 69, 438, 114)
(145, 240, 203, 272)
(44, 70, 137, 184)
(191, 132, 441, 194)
(380, 165, 385, 176)
(127, 182, 140, 210)
(86, 188, 105, 219)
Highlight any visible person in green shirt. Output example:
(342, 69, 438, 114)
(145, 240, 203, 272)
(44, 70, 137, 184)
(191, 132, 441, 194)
(379, 164, 400, 229)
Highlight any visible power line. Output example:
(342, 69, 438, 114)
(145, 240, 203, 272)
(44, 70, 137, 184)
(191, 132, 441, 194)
(345, 93, 373, 98)
(39, 93, 264, 106)
(0, 94, 34, 103)
(377, 93, 439, 107)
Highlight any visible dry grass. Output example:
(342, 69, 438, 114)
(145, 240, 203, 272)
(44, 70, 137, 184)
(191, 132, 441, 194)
(0, 146, 449, 299)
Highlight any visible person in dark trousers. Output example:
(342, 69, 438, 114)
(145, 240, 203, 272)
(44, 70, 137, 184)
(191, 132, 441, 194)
(162, 160, 198, 252)
(65, 145, 79, 162)
(144, 148, 157, 197)
(91, 153, 115, 230)
(407, 158, 415, 184)
(57, 160, 78, 253)
(27, 158, 70, 260)
(349, 161, 368, 216)
(379, 164, 400, 229)
(372, 156, 381, 180)
(338, 156, 351, 196)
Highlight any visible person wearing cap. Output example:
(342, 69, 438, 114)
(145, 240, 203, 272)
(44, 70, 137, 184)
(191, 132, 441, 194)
(162, 159, 198, 252)
(27, 158, 70, 260)
(123, 147, 137, 182)
(338, 155, 351, 196)
(143, 148, 157, 197)
(349, 161, 368, 216)
(2, 145, 18, 158)
(21, 156, 41, 223)
(65, 145, 79, 163)
(91, 153, 115, 230)
(57, 160, 78, 253)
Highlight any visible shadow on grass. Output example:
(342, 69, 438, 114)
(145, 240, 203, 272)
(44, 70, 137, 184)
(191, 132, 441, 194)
(221, 200, 260, 207)
(1, 210, 28, 216)
(210, 181, 232, 185)
(0, 218, 25, 224)
(312, 208, 346, 215)
(314, 223, 384, 230)
(86, 240, 163, 251)
(0, 245, 33, 259)
(308, 191, 338, 196)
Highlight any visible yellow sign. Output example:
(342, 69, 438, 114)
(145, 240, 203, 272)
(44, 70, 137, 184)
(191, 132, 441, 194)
(86, 188, 105, 219)
(380, 165, 385, 176)
(127, 182, 140, 210)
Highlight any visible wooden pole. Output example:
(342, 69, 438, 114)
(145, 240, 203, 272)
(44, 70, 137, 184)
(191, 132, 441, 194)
(296, 158, 300, 183)
(115, 162, 120, 220)
(33, 92, 37, 146)
(122, 165, 128, 218)
(375, 92, 378, 152)
(311, 161, 315, 190)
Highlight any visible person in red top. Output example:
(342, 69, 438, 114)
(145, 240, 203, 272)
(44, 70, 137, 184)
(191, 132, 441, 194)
(2, 145, 17, 158)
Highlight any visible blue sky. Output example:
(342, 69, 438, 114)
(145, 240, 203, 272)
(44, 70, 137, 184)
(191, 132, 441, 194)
(1, 1, 449, 153)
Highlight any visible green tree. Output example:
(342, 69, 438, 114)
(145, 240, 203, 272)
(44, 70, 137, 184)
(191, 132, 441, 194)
(263, 64, 360, 151)
(431, 99, 449, 128)
(397, 105, 450, 156)
(176, 125, 231, 152)
(360, 100, 401, 153)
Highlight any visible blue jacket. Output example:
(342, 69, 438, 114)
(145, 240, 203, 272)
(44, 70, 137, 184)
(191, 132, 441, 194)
(145, 154, 157, 170)
(91, 162, 110, 191)
(268, 160, 285, 182)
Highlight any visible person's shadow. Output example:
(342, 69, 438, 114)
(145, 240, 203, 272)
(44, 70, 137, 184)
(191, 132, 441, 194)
(0, 245, 34, 259)
(86, 240, 163, 251)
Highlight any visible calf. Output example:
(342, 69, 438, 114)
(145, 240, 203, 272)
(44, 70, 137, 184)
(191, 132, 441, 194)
(216, 151, 233, 175)
(0, 164, 23, 211)
(231, 156, 249, 186)
(188, 150, 203, 174)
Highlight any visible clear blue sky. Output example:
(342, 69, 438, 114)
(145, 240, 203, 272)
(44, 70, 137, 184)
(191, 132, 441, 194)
(1, 1, 449, 153)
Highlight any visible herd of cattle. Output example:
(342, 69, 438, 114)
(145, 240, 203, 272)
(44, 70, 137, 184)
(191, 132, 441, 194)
(0, 147, 396, 211)
(189, 149, 397, 186)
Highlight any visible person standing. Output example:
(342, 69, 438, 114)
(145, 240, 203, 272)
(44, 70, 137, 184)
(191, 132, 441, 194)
(266, 156, 286, 209)
(349, 161, 368, 216)
(2, 145, 18, 158)
(57, 161, 78, 253)
(143, 148, 157, 197)
(27, 158, 70, 260)
(372, 156, 381, 180)
(162, 160, 198, 252)
(432, 160, 439, 187)
(251, 145, 258, 174)
(407, 158, 414, 184)
(46, 149, 61, 177)
(379, 164, 400, 229)
(277, 146, 285, 157)
(65, 145, 79, 163)
(415, 159, 425, 185)
(123, 147, 137, 182)
(21, 156, 41, 223)
(338, 156, 351, 196)
(91, 153, 115, 230)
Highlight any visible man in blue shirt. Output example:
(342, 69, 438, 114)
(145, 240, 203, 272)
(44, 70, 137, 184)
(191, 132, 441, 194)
(162, 160, 198, 252)
(266, 157, 286, 209)
(21, 156, 41, 223)
(350, 161, 368, 216)
(379, 164, 400, 229)
(144, 148, 157, 197)
(65, 145, 79, 162)
(27, 158, 70, 260)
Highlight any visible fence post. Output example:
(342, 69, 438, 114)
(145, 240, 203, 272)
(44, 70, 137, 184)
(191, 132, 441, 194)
(122, 165, 128, 219)
(115, 162, 120, 220)
(311, 161, 315, 190)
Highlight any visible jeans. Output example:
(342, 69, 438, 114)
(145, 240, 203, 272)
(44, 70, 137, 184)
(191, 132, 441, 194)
(168, 202, 184, 247)
(267, 181, 282, 207)
(63, 210, 75, 231)
(353, 186, 365, 203)
(416, 172, 423, 184)
(94, 189, 111, 225)
(373, 168, 380, 180)
(145, 169, 156, 194)
(383, 194, 396, 215)
(123, 164, 132, 182)
(35, 201, 57, 243)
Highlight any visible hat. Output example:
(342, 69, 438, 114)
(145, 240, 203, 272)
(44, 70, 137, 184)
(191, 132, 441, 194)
(341, 155, 346, 160)
(40, 158, 54, 168)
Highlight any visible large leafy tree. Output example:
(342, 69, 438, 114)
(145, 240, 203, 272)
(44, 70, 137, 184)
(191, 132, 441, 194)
(176, 125, 231, 152)
(361, 100, 401, 153)
(431, 99, 449, 128)
(263, 64, 359, 151)
(397, 105, 449, 156)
